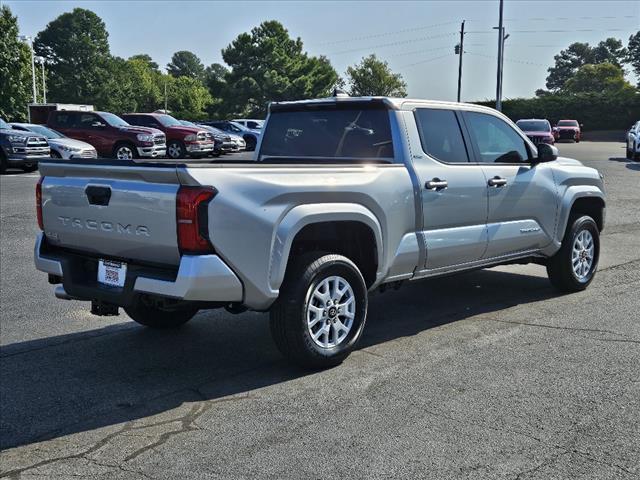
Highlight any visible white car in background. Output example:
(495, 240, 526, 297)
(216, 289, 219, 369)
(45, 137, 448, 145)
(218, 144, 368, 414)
(11, 123, 97, 160)
(626, 121, 640, 161)
(233, 118, 264, 130)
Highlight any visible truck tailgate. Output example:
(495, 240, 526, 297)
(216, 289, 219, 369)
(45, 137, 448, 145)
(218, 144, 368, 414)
(39, 162, 183, 266)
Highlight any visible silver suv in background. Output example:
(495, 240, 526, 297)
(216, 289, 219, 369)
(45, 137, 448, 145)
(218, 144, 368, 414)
(34, 96, 605, 369)
(0, 118, 49, 173)
(11, 123, 97, 160)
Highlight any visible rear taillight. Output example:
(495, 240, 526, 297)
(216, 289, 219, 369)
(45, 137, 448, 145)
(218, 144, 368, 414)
(36, 177, 44, 230)
(176, 186, 216, 254)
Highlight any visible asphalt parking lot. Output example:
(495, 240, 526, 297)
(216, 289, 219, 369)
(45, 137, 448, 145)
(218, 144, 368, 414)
(1, 142, 638, 479)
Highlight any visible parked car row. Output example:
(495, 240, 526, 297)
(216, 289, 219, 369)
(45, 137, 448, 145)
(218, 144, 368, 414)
(1, 109, 266, 173)
(515, 118, 583, 145)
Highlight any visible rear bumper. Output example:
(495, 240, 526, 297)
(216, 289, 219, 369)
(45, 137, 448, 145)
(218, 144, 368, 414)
(34, 233, 243, 305)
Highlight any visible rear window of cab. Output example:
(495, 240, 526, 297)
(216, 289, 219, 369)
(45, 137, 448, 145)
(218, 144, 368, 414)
(259, 108, 394, 161)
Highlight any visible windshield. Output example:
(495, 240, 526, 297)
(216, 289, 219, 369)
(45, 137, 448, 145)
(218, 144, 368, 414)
(24, 124, 65, 139)
(558, 120, 579, 127)
(157, 114, 182, 127)
(0, 118, 10, 129)
(260, 108, 394, 161)
(101, 112, 130, 127)
(516, 120, 550, 132)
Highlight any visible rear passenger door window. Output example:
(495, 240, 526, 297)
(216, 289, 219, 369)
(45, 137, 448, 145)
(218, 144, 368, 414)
(414, 108, 469, 163)
(464, 111, 530, 163)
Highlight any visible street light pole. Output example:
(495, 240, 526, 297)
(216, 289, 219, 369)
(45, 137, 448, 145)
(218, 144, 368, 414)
(37, 57, 47, 103)
(19, 35, 37, 105)
(495, 0, 504, 111)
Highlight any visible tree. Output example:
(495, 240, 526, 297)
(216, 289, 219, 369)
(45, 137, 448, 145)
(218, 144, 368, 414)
(545, 38, 628, 91)
(627, 31, 640, 86)
(167, 51, 204, 79)
(129, 54, 159, 71)
(0, 5, 32, 121)
(345, 54, 407, 97)
(221, 20, 339, 116)
(165, 75, 213, 120)
(33, 8, 111, 105)
(563, 63, 633, 94)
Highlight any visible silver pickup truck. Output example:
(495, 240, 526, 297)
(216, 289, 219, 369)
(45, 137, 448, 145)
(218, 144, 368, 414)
(34, 96, 605, 368)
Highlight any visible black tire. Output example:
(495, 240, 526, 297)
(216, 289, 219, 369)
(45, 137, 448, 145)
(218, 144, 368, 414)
(113, 142, 138, 160)
(0, 152, 7, 174)
(22, 164, 38, 173)
(627, 147, 633, 159)
(167, 140, 186, 159)
(547, 215, 600, 292)
(125, 300, 198, 329)
(270, 253, 368, 369)
(51, 150, 62, 159)
(244, 135, 257, 151)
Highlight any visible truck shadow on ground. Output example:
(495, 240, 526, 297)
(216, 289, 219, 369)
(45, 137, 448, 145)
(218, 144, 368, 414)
(609, 156, 640, 170)
(1, 267, 556, 451)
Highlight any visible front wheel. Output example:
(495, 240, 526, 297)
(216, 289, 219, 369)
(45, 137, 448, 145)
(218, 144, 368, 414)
(113, 143, 137, 160)
(167, 140, 186, 159)
(270, 253, 368, 369)
(547, 215, 600, 292)
(125, 300, 198, 329)
(22, 164, 38, 173)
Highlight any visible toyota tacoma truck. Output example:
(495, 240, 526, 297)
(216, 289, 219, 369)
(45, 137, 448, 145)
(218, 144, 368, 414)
(34, 96, 606, 368)
(1, 117, 50, 173)
(122, 113, 215, 159)
(47, 110, 166, 160)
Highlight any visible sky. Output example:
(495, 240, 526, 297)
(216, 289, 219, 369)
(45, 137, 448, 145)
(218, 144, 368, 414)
(5, 0, 639, 102)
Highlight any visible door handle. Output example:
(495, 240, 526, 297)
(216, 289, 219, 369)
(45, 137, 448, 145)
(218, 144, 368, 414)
(488, 176, 507, 187)
(425, 178, 448, 190)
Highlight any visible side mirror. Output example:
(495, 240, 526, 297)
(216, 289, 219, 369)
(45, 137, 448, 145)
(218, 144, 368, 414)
(534, 143, 558, 163)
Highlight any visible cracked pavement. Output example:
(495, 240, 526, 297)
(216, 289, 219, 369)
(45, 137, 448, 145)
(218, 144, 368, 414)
(1, 142, 639, 479)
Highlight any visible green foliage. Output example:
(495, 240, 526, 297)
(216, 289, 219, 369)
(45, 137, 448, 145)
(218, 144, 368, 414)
(0, 5, 32, 121)
(167, 51, 205, 80)
(221, 20, 339, 117)
(345, 54, 407, 97)
(33, 8, 111, 105)
(165, 75, 213, 120)
(563, 63, 633, 94)
(627, 31, 640, 86)
(476, 89, 640, 131)
(546, 39, 628, 91)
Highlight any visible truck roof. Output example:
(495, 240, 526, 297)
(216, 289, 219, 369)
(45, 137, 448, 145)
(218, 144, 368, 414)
(269, 96, 500, 115)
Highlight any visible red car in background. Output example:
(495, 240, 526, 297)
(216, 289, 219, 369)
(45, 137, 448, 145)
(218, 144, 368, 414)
(554, 119, 583, 142)
(47, 110, 166, 160)
(122, 113, 215, 159)
(515, 119, 555, 145)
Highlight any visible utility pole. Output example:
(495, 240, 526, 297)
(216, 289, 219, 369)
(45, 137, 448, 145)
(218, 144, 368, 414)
(495, 0, 504, 111)
(457, 20, 465, 102)
(164, 81, 168, 112)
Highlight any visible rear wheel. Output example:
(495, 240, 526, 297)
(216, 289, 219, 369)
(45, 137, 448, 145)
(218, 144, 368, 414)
(22, 164, 38, 172)
(0, 152, 7, 174)
(270, 253, 368, 369)
(113, 142, 137, 160)
(547, 215, 599, 292)
(244, 135, 257, 151)
(125, 300, 198, 329)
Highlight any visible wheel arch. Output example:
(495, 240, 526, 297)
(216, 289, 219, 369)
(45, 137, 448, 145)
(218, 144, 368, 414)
(559, 189, 605, 239)
(269, 203, 384, 291)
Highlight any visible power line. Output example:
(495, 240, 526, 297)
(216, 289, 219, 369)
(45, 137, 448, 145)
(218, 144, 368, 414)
(398, 53, 452, 69)
(317, 20, 459, 46)
(466, 52, 547, 67)
(466, 27, 635, 34)
(327, 32, 457, 56)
